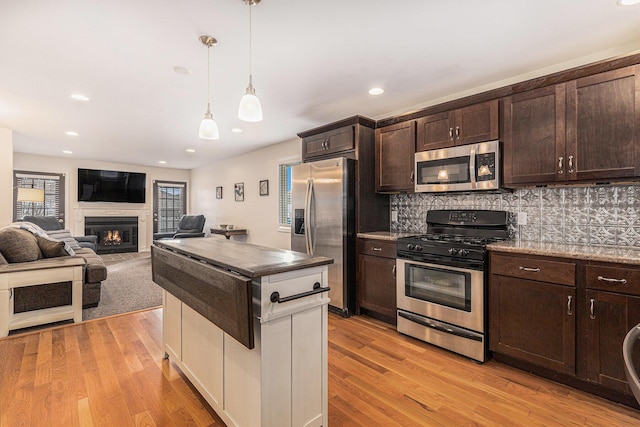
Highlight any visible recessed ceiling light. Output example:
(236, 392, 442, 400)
(368, 87, 384, 95)
(65, 131, 78, 136)
(231, 128, 243, 133)
(617, 0, 640, 5)
(158, 160, 167, 164)
(70, 93, 90, 101)
(62, 150, 73, 154)
(173, 66, 191, 75)
(186, 148, 196, 153)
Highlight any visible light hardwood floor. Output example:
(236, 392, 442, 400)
(1, 309, 640, 426)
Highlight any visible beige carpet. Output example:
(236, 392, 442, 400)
(83, 254, 162, 321)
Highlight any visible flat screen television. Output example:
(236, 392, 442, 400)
(78, 168, 146, 203)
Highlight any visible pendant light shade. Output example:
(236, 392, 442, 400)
(199, 35, 220, 140)
(238, 0, 263, 122)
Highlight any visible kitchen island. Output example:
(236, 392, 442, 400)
(151, 238, 333, 427)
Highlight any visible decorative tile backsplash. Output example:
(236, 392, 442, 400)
(390, 184, 640, 248)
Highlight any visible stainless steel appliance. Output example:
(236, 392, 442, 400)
(291, 157, 355, 316)
(414, 140, 501, 193)
(396, 209, 510, 362)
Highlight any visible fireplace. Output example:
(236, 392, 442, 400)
(85, 216, 138, 254)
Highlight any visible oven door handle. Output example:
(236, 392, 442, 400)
(398, 311, 482, 342)
(469, 144, 477, 190)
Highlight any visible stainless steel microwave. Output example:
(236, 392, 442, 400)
(415, 140, 500, 193)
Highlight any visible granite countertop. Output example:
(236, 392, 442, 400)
(153, 237, 333, 278)
(488, 240, 640, 265)
(357, 231, 418, 241)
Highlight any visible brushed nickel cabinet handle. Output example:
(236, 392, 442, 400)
(449, 127, 453, 140)
(371, 247, 382, 252)
(567, 295, 573, 316)
(455, 126, 460, 140)
(597, 275, 627, 285)
(558, 156, 564, 175)
(590, 298, 596, 319)
(392, 265, 396, 278)
(519, 266, 541, 272)
(410, 171, 415, 183)
(568, 155, 574, 173)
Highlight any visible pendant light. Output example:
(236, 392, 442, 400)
(199, 35, 220, 140)
(238, 0, 263, 122)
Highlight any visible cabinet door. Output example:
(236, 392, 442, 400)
(566, 65, 640, 181)
(163, 290, 182, 360)
(375, 121, 416, 193)
(503, 85, 566, 186)
(302, 133, 329, 160)
(324, 126, 354, 155)
(357, 253, 397, 323)
(416, 111, 455, 151)
(489, 275, 576, 374)
(585, 290, 640, 394)
(454, 99, 499, 146)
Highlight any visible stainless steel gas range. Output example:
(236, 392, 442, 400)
(396, 209, 511, 362)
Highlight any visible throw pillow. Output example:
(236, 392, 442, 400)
(35, 234, 69, 258)
(0, 228, 43, 263)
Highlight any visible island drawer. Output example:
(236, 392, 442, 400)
(491, 253, 575, 286)
(586, 264, 640, 295)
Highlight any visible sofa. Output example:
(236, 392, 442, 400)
(23, 215, 98, 251)
(0, 223, 107, 311)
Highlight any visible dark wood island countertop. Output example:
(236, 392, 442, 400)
(153, 237, 333, 278)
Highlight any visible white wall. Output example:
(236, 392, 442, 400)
(13, 152, 190, 250)
(0, 128, 13, 225)
(191, 138, 300, 250)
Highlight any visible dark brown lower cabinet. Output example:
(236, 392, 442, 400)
(490, 275, 576, 375)
(489, 252, 640, 408)
(357, 238, 397, 324)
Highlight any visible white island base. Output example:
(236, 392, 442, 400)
(162, 265, 329, 427)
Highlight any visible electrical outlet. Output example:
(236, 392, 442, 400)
(517, 212, 527, 226)
(391, 210, 398, 222)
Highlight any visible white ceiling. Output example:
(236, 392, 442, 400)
(2, 0, 640, 170)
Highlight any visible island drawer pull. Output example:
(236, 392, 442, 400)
(519, 266, 540, 273)
(597, 275, 627, 285)
(371, 247, 382, 251)
(270, 282, 330, 304)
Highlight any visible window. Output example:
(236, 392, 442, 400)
(14, 171, 66, 225)
(153, 181, 187, 233)
(278, 162, 299, 226)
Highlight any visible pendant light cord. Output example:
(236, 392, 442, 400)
(248, 2, 253, 81)
(207, 44, 211, 110)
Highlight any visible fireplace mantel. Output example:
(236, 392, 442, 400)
(73, 207, 149, 252)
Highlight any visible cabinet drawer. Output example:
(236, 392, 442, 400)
(586, 265, 640, 295)
(357, 239, 397, 258)
(491, 253, 575, 286)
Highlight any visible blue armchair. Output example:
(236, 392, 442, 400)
(153, 214, 206, 240)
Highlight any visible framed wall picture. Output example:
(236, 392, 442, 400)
(259, 179, 269, 196)
(234, 182, 244, 202)
(216, 186, 222, 199)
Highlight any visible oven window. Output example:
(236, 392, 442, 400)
(404, 263, 471, 311)
(416, 155, 471, 185)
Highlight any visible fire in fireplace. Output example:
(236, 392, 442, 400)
(85, 216, 138, 254)
(103, 230, 123, 246)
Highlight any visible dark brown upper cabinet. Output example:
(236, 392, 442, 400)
(416, 99, 499, 151)
(375, 121, 416, 193)
(504, 64, 640, 187)
(503, 85, 567, 186)
(566, 65, 640, 182)
(301, 125, 355, 161)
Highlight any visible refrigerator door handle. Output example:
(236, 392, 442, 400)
(304, 178, 312, 254)
(307, 178, 316, 255)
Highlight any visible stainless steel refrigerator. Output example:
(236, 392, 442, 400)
(290, 157, 356, 316)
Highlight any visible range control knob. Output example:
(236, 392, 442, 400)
(459, 249, 470, 256)
(448, 248, 458, 255)
(407, 243, 415, 250)
(415, 245, 423, 251)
